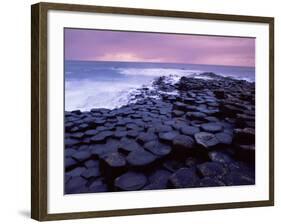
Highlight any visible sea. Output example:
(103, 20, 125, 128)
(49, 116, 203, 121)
(65, 60, 255, 111)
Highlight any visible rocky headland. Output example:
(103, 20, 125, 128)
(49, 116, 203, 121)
(64, 72, 255, 194)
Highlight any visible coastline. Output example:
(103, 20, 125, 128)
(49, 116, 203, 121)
(64, 72, 255, 194)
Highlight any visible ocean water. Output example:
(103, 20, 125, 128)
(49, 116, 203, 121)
(65, 60, 255, 111)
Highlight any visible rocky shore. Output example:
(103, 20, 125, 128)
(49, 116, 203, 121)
(64, 72, 255, 194)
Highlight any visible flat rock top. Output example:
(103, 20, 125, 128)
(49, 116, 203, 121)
(126, 150, 157, 166)
(194, 132, 219, 149)
(114, 172, 147, 191)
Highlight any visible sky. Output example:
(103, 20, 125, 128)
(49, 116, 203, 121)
(64, 28, 255, 67)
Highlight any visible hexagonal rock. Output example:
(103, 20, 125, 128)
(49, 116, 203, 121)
(65, 138, 80, 147)
(126, 150, 157, 167)
(65, 167, 87, 177)
(186, 112, 207, 120)
(154, 124, 173, 133)
(208, 151, 233, 164)
(199, 177, 225, 187)
(172, 135, 195, 154)
(137, 132, 158, 144)
(180, 125, 200, 136)
(233, 128, 255, 144)
(197, 162, 227, 178)
(72, 151, 92, 162)
(168, 168, 199, 188)
(215, 132, 233, 145)
(201, 122, 223, 133)
(65, 158, 78, 170)
(84, 159, 100, 169)
(148, 169, 171, 187)
(144, 140, 172, 156)
(114, 172, 147, 191)
(172, 110, 185, 117)
(84, 129, 98, 136)
(65, 176, 87, 194)
(102, 152, 126, 169)
(81, 167, 101, 179)
(119, 137, 143, 154)
(87, 178, 109, 193)
(194, 132, 219, 149)
(90, 131, 113, 143)
(159, 131, 179, 143)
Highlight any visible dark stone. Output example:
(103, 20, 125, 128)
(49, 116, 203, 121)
(159, 131, 179, 143)
(154, 124, 173, 133)
(65, 148, 77, 157)
(65, 176, 87, 194)
(127, 150, 157, 167)
(127, 130, 139, 138)
(144, 140, 172, 156)
(197, 162, 227, 178)
(119, 137, 143, 153)
(185, 157, 198, 167)
(114, 130, 127, 139)
(162, 159, 185, 172)
(214, 90, 225, 99)
(137, 132, 158, 144)
(236, 144, 255, 162)
(81, 167, 100, 179)
(201, 122, 223, 133)
(172, 110, 185, 117)
(84, 129, 98, 136)
(233, 128, 255, 144)
(71, 132, 84, 139)
(65, 167, 87, 177)
(224, 171, 255, 186)
(65, 138, 80, 147)
(172, 135, 195, 154)
(84, 159, 99, 168)
(173, 101, 187, 111)
(90, 131, 113, 143)
(215, 132, 233, 145)
(186, 112, 207, 120)
(208, 151, 233, 164)
(88, 178, 108, 193)
(102, 152, 127, 168)
(180, 125, 200, 136)
(115, 172, 147, 191)
(168, 168, 199, 188)
(65, 158, 77, 169)
(199, 177, 225, 187)
(72, 151, 91, 162)
(148, 169, 171, 187)
(194, 132, 219, 149)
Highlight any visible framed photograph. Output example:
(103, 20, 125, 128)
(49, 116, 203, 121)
(31, 2, 274, 221)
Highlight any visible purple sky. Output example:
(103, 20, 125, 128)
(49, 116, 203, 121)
(65, 28, 255, 67)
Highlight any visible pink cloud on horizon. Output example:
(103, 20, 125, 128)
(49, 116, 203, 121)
(64, 28, 255, 67)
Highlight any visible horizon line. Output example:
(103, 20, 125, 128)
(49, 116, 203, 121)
(64, 59, 255, 69)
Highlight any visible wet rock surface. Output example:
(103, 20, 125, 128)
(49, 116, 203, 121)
(65, 73, 255, 194)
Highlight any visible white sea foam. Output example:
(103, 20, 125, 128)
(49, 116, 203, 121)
(65, 79, 142, 111)
(118, 67, 202, 78)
